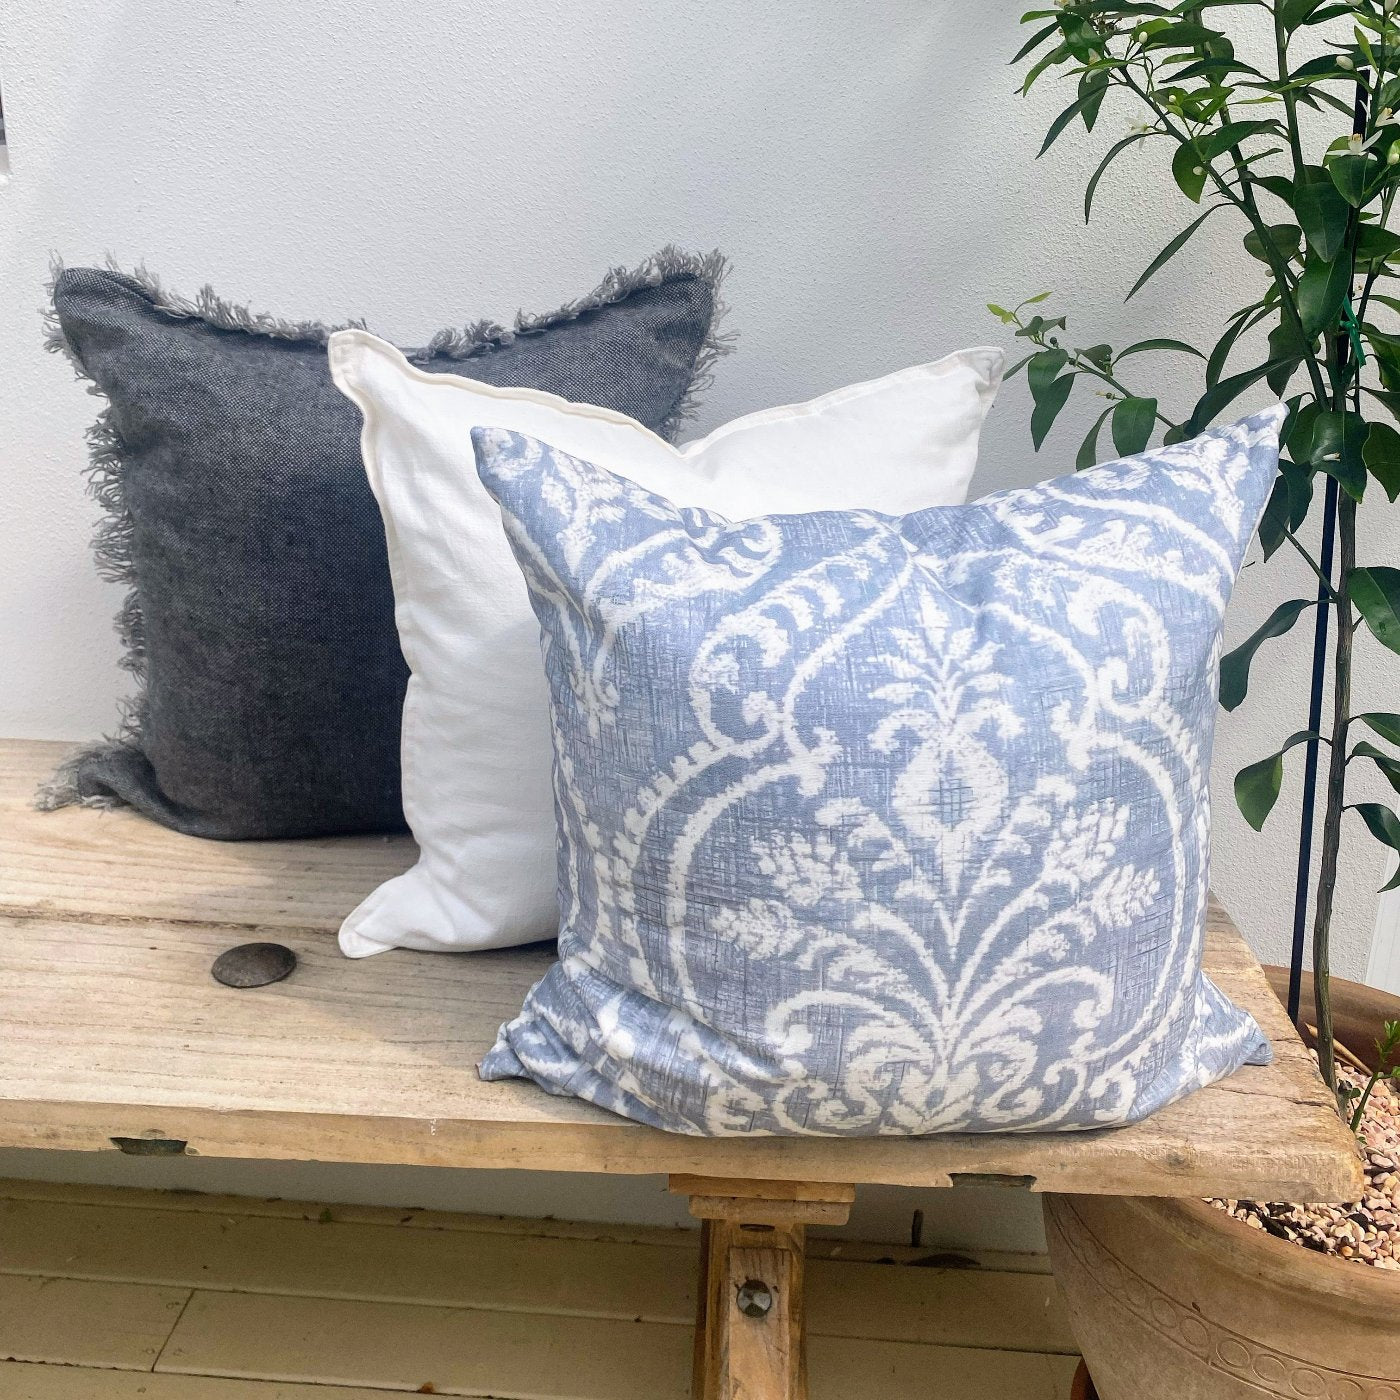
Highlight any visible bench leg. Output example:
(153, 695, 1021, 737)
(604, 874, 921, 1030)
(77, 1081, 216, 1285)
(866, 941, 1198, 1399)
(669, 1176, 855, 1400)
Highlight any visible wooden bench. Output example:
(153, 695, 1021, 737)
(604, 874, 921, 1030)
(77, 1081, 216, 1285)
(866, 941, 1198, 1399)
(0, 739, 1363, 1400)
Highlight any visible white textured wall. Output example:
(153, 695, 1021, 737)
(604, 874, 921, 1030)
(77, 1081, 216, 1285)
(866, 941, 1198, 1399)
(1, 1, 1395, 1244)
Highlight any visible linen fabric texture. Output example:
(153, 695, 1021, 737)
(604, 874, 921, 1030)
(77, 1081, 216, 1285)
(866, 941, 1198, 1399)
(43, 255, 725, 839)
(330, 333, 1005, 956)
(473, 410, 1283, 1137)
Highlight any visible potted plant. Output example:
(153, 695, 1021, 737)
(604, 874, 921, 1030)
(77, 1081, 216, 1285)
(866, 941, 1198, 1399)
(999, 2, 1400, 1394)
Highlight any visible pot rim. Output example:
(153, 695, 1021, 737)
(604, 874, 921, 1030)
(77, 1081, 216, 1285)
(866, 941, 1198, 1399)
(1051, 1191, 1399, 1309)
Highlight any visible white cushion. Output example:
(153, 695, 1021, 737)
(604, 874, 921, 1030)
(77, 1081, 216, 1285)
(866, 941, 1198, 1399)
(328, 328, 1004, 955)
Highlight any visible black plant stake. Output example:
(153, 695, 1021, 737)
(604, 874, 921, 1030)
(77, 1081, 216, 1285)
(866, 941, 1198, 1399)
(1288, 480, 1339, 1027)
(1289, 80, 1371, 1030)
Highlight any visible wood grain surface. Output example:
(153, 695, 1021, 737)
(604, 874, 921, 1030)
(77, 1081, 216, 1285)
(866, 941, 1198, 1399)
(0, 740, 1363, 1200)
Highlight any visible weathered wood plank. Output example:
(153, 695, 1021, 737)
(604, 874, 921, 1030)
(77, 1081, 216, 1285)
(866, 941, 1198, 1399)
(0, 1361, 420, 1399)
(159, 1291, 693, 1400)
(0, 741, 417, 931)
(0, 1274, 189, 1370)
(0, 739, 1363, 1200)
(0, 1179, 1056, 1273)
(157, 1290, 1078, 1400)
(669, 1176, 857, 1205)
(806, 1335, 1080, 1400)
(0, 1193, 1078, 1353)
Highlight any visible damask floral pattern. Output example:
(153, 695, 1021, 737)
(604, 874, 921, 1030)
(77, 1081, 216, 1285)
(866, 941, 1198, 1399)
(475, 410, 1283, 1136)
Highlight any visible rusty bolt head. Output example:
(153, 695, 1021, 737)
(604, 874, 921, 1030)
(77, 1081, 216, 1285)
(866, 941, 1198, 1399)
(735, 1279, 773, 1318)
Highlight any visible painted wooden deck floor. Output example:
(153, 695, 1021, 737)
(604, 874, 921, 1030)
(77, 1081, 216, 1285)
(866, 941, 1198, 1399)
(0, 1178, 1081, 1398)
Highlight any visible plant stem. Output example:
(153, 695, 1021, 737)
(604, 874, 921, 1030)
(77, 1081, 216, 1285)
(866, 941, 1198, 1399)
(1280, 524, 1340, 598)
(1273, 8, 1307, 179)
(1351, 1064, 1387, 1132)
(1063, 354, 1177, 429)
(1311, 493, 1357, 1101)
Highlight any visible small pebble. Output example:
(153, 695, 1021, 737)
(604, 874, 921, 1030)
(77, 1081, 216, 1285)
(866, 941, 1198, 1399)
(1209, 1065, 1400, 1271)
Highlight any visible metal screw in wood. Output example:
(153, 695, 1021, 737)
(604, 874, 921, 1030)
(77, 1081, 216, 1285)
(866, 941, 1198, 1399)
(735, 1278, 773, 1318)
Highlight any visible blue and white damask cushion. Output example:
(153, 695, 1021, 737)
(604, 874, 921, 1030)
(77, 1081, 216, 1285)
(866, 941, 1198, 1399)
(473, 409, 1284, 1137)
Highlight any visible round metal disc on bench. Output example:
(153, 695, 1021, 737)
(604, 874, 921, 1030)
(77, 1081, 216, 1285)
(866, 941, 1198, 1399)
(211, 942, 297, 988)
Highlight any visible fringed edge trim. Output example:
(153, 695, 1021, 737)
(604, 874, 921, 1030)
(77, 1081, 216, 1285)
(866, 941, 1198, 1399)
(36, 247, 732, 810)
(39, 258, 153, 810)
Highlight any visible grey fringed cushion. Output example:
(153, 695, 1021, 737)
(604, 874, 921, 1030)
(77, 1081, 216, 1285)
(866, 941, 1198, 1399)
(44, 255, 727, 838)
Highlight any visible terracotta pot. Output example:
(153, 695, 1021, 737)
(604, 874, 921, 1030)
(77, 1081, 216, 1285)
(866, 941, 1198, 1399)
(1046, 970, 1400, 1400)
(1262, 966, 1399, 1065)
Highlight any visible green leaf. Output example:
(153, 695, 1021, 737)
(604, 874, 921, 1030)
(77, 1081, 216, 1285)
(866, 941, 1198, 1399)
(1203, 119, 1283, 160)
(1295, 167, 1351, 262)
(1290, 54, 1356, 83)
(1085, 133, 1152, 223)
(1283, 454, 1315, 530)
(1059, 12, 1101, 63)
(1139, 21, 1222, 50)
(1076, 405, 1115, 472)
(1258, 476, 1291, 560)
(1351, 566, 1400, 655)
(1027, 348, 1069, 399)
(1365, 327, 1400, 379)
(1243, 224, 1302, 264)
(1019, 41, 1072, 95)
(1219, 599, 1314, 711)
(1329, 153, 1374, 208)
(1284, 396, 1320, 462)
(1258, 458, 1313, 560)
(1363, 421, 1400, 502)
(1012, 20, 1061, 65)
(1080, 343, 1114, 372)
(1041, 87, 1108, 156)
(1281, 0, 1328, 26)
(1358, 712, 1400, 747)
(1355, 224, 1400, 267)
(1254, 173, 1297, 206)
(1265, 321, 1305, 395)
(1126, 204, 1226, 301)
(1031, 374, 1074, 450)
(1353, 802, 1400, 892)
(1172, 141, 1209, 203)
(1235, 731, 1318, 831)
(1206, 305, 1266, 389)
(1111, 396, 1158, 456)
(1365, 385, 1400, 425)
(1296, 253, 1352, 340)
(1017, 313, 1067, 340)
(1351, 741, 1400, 796)
(1310, 409, 1368, 500)
(1116, 338, 1204, 359)
(1078, 69, 1110, 133)
(1355, 420, 1400, 504)
(1186, 358, 1293, 436)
